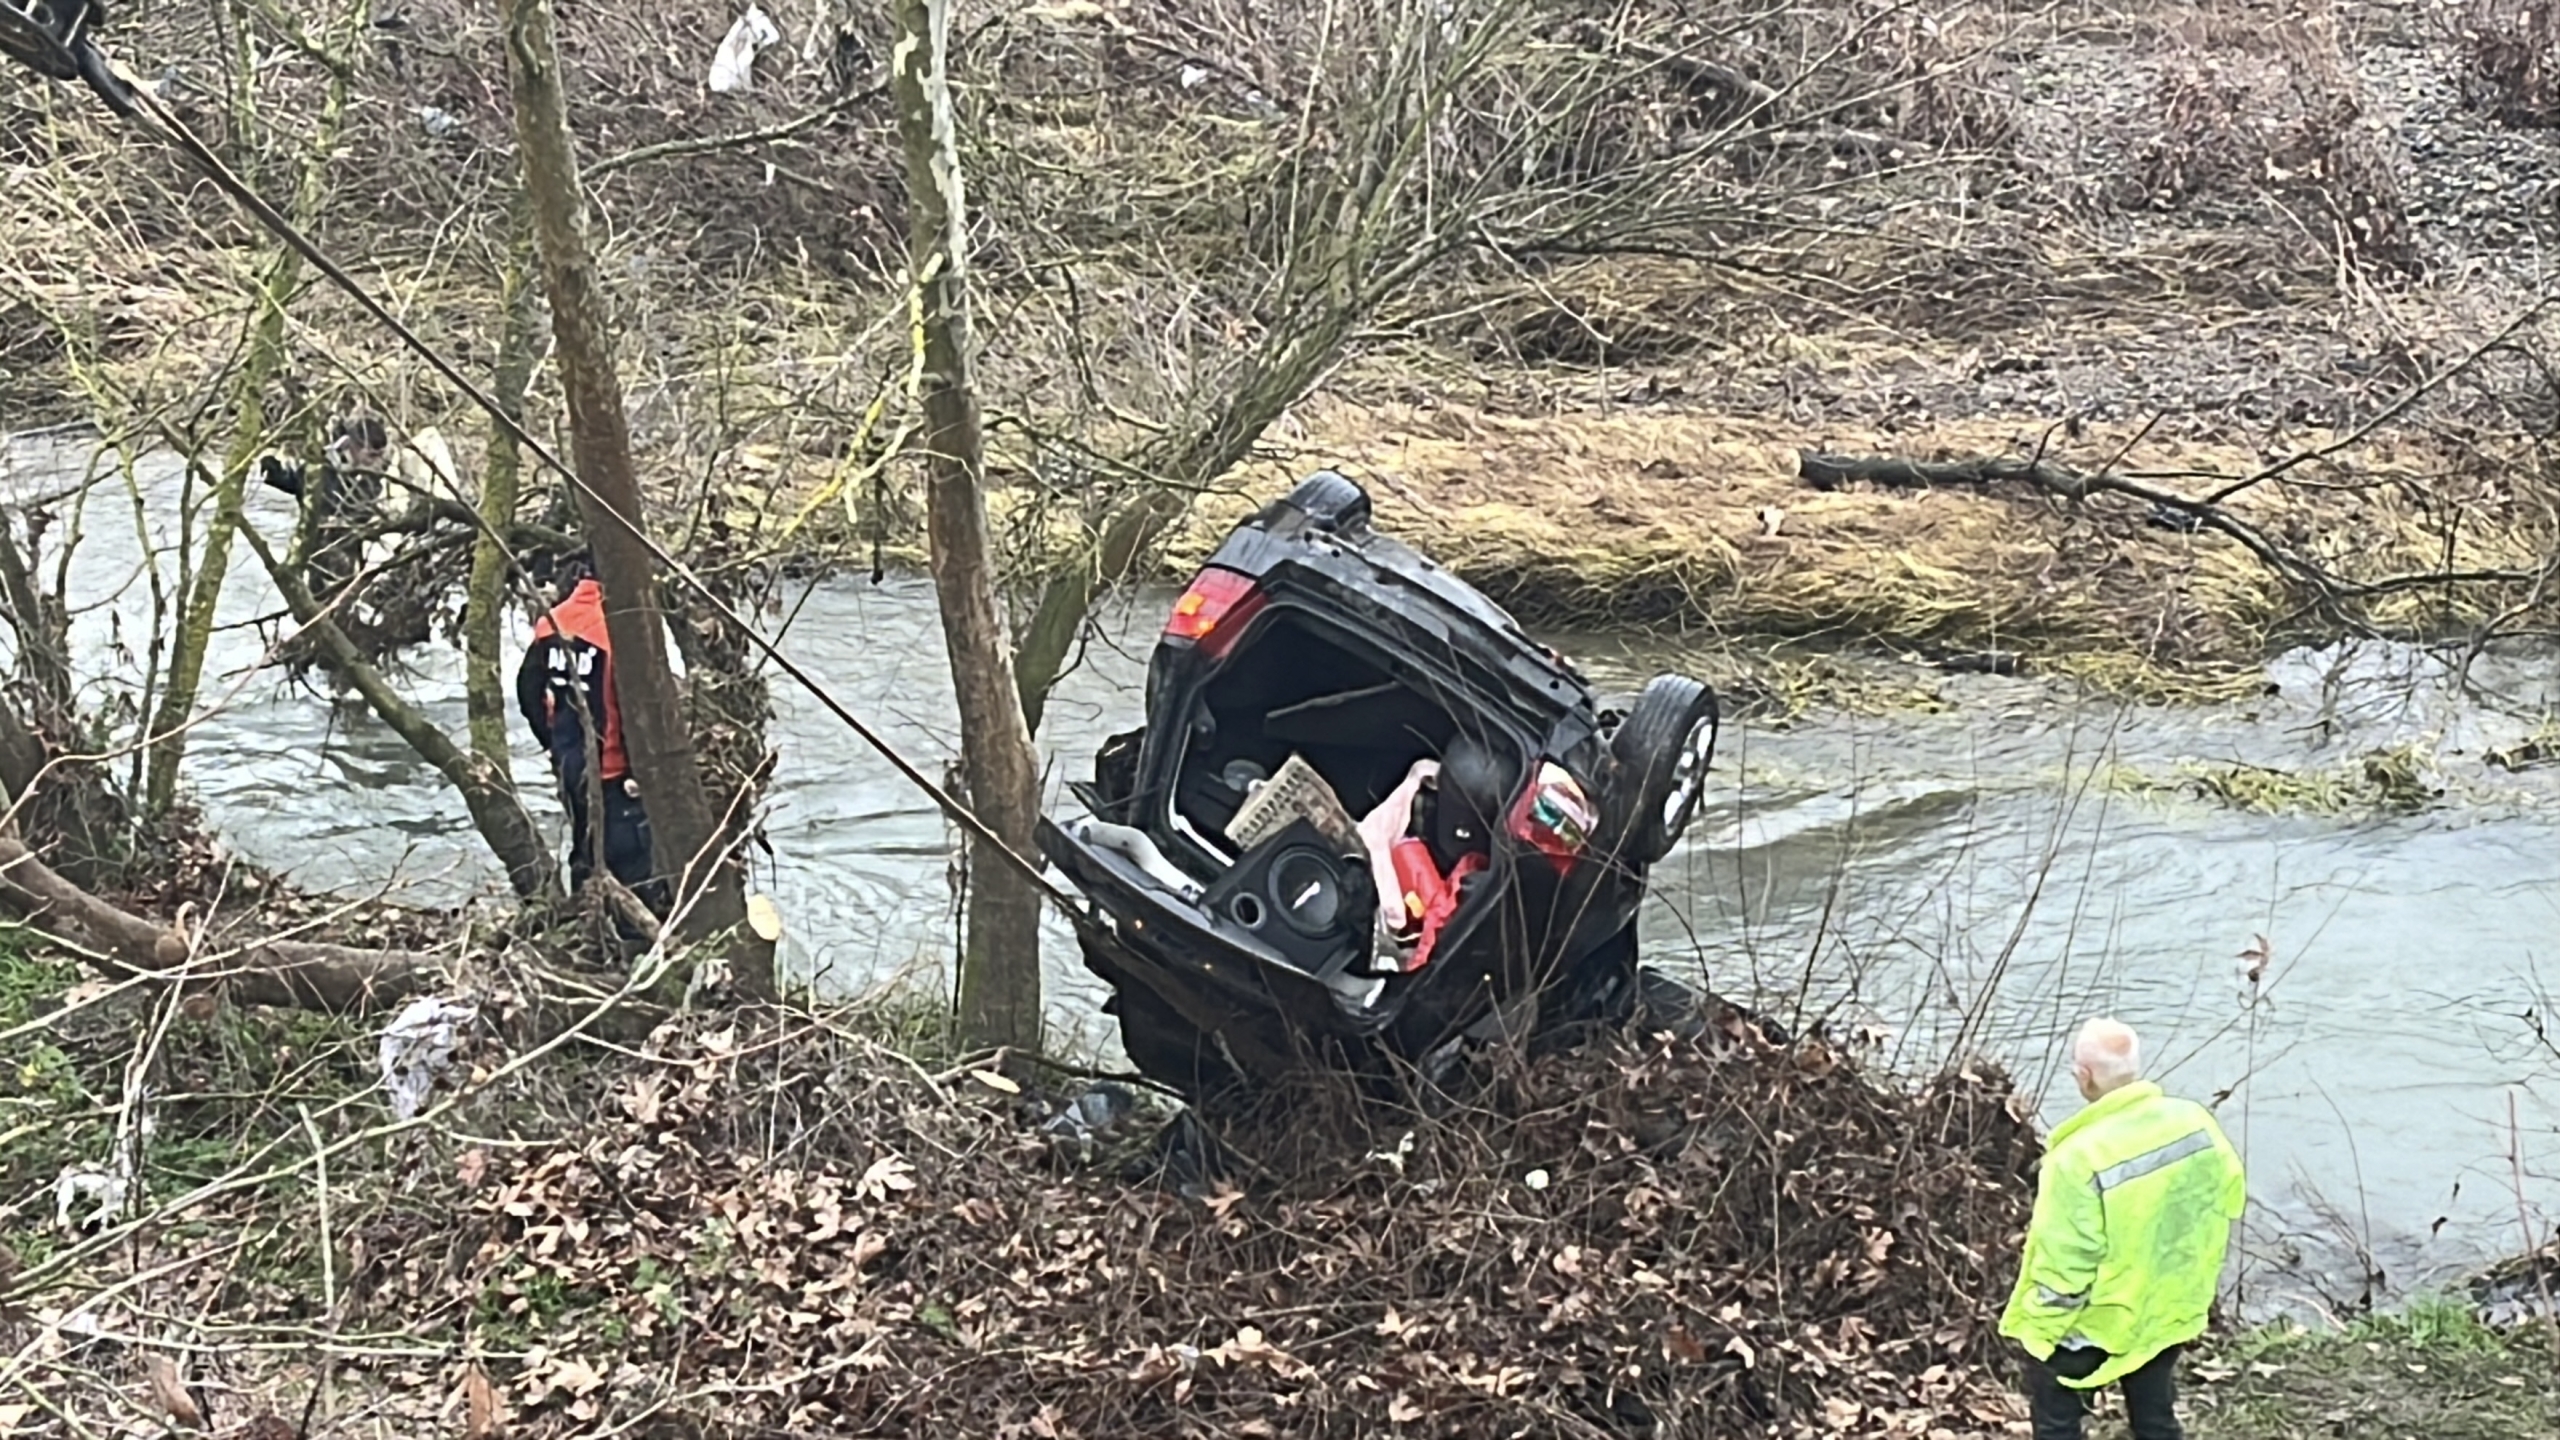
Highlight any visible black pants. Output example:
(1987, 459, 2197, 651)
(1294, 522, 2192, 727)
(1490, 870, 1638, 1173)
(2023, 1343, 2183, 1440)
(563, 775, 668, 915)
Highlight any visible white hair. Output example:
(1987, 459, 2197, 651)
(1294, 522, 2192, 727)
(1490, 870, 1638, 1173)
(2073, 1017, 2142, 1093)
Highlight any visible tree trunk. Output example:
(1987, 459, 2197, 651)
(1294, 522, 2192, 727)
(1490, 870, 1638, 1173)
(0, 529, 128, 886)
(141, 0, 359, 822)
(1013, 486, 1181, 737)
(892, 0, 1045, 1053)
(499, 0, 767, 996)
(0, 830, 437, 1014)
(1008, 300, 1372, 737)
(465, 203, 542, 774)
(141, 260, 287, 821)
(0, 517, 74, 716)
(1007, 132, 1426, 737)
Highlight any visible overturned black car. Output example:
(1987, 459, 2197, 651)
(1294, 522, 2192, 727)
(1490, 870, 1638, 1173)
(1038, 473, 1725, 1102)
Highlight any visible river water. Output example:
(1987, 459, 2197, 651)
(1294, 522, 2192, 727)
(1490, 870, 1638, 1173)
(7, 432, 2559, 1315)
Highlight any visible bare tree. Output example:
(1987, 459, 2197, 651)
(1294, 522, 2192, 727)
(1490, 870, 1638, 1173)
(985, 0, 2023, 728)
(498, 0, 767, 994)
(464, 204, 545, 778)
(892, 0, 1046, 1052)
(137, 0, 367, 822)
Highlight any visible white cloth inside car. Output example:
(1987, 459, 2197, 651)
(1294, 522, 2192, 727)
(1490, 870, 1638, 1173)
(1356, 758, 1440, 937)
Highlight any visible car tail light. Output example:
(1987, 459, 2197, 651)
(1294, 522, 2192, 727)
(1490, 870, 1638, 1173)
(1508, 761, 1596, 874)
(1163, 566, 1265, 657)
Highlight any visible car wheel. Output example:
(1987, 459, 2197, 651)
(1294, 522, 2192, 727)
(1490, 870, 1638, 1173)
(1602, 674, 1718, 867)
(1283, 470, 1373, 534)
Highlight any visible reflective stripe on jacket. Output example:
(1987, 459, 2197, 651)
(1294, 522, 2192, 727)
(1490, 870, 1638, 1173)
(1997, 1080, 2247, 1389)
(525, 578, 629, 781)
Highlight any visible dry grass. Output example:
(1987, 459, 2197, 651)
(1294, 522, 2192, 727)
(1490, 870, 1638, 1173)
(19, 217, 2550, 707)
(2129, 4, 2422, 279)
(4, 0, 2554, 708)
(883, 395, 2529, 700)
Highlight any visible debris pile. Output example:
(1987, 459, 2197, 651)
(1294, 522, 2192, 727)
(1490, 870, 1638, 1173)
(377, 1016, 2040, 1437)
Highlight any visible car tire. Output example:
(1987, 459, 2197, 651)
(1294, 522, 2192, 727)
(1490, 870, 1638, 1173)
(1602, 674, 1718, 867)
(1283, 470, 1373, 534)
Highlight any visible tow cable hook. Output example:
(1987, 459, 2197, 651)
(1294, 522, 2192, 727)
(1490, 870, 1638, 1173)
(1, 0, 137, 113)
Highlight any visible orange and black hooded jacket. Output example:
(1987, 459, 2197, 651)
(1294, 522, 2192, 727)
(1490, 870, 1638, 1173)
(516, 577, 629, 785)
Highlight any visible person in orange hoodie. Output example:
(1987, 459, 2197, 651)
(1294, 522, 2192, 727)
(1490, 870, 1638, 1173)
(515, 553, 677, 913)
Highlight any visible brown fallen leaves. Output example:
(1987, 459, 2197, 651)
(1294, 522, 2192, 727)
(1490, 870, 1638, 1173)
(358, 1013, 2039, 1437)
(141, 1352, 204, 1431)
(463, 1361, 505, 1440)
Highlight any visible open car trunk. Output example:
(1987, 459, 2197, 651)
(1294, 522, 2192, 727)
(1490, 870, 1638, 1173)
(1127, 604, 1529, 1020)
(1165, 607, 1496, 865)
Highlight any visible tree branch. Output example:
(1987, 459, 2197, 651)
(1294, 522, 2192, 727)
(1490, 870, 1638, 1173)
(586, 85, 886, 183)
(1795, 450, 2548, 611)
(0, 833, 438, 1014)
(2198, 298, 2556, 507)
(237, 518, 561, 900)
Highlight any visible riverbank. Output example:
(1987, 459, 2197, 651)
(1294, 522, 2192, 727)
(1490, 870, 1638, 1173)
(0, 961, 2028, 1434)
(2190, 1302, 2560, 1438)
(6, 947, 2554, 1438)
(1210, 398, 2554, 701)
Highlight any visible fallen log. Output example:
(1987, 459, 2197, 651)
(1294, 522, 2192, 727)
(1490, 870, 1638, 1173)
(0, 834, 440, 1014)
(1791, 448, 2551, 628)
(1797, 450, 2096, 496)
(1794, 447, 2328, 593)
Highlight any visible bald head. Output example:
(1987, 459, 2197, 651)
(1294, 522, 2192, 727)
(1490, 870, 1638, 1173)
(2072, 1017, 2142, 1101)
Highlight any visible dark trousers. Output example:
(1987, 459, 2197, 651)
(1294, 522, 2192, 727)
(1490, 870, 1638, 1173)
(563, 775, 668, 915)
(2023, 1343, 2183, 1440)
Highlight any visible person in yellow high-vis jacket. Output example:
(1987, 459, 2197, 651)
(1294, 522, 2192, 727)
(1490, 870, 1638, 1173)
(1999, 1018, 2247, 1440)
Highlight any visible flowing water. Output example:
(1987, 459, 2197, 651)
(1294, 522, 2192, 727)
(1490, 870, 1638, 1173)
(9, 432, 2560, 1315)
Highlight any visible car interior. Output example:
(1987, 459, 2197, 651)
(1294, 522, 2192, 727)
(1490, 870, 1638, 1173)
(1169, 608, 1510, 862)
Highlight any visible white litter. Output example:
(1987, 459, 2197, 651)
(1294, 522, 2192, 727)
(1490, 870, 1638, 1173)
(1079, 819, 1200, 898)
(53, 1169, 130, 1232)
(1323, 968, 1387, 1011)
(54, 1099, 152, 1233)
(378, 996, 477, 1121)
(708, 6, 783, 94)
(1367, 1130, 1416, 1175)
(396, 426, 461, 495)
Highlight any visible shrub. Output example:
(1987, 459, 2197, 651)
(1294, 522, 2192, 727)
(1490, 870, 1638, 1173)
(2130, 10, 2422, 281)
(2451, 0, 2560, 128)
